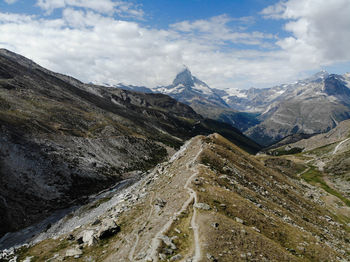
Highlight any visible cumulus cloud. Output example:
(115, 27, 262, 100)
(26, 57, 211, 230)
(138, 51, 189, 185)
(0, 0, 349, 90)
(262, 0, 350, 64)
(170, 15, 275, 46)
(0, 8, 286, 89)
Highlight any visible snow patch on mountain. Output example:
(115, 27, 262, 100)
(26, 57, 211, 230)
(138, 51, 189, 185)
(192, 82, 213, 95)
(222, 88, 247, 98)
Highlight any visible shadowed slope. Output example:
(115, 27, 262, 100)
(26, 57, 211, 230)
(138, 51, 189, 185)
(0, 49, 260, 237)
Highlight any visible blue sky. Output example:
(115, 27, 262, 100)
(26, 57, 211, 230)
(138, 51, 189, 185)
(0, 0, 349, 89)
(0, 0, 286, 37)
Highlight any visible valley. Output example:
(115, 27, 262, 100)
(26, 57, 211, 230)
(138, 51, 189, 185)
(1, 0, 350, 261)
(0, 49, 349, 262)
(266, 120, 350, 201)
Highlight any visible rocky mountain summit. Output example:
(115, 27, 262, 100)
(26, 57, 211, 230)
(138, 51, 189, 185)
(0, 49, 260, 238)
(2, 134, 349, 261)
(153, 68, 228, 109)
(119, 69, 262, 134)
(126, 68, 350, 147)
(243, 72, 350, 145)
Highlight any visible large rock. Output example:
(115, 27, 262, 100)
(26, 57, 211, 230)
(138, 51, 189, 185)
(82, 230, 97, 246)
(97, 219, 121, 240)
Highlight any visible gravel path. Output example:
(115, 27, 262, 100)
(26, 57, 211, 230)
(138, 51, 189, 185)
(333, 138, 350, 155)
(148, 141, 203, 261)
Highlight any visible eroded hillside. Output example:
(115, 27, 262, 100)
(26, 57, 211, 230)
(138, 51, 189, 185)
(8, 134, 349, 262)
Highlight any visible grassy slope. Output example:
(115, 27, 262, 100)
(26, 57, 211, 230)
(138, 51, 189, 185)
(15, 134, 349, 262)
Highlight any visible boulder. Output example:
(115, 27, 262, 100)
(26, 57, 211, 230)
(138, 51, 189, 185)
(23, 257, 33, 262)
(211, 222, 219, 228)
(155, 198, 167, 212)
(97, 219, 121, 240)
(235, 217, 244, 224)
(159, 253, 167, 260)
(82, 230, 97, 246)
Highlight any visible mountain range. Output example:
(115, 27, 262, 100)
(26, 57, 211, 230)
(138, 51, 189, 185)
(120, 68, 350, 146)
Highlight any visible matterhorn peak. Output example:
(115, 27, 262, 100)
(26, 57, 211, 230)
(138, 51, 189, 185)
(173, 66, 195, 86)
(314, 69, 329, 79)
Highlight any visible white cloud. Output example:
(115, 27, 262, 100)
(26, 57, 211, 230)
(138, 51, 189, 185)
(0, 1, 349, 90)
(170, 15, 274, 46)
(36, 0, 65, 13)
(262, 0, 350, 63)
(0, 9, 287, 89)
(36, 0, 144, 18)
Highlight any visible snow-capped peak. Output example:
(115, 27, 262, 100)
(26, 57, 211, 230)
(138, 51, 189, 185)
(306, 70, 329, 81)
(173, 68, 195, 86)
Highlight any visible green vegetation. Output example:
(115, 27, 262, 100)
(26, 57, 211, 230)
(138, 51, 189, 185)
(301, 167, 350, 207)
(178, 116, 197, 125)
(16, 239, 70, 262)
(305, 143, 335, 156)
(160, 206, 193, 261)
(269, 147, 303, 156)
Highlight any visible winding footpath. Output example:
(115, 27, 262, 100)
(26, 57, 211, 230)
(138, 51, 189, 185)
(333, 138, 350, 155)
(296, 167, 311, 178)
(147, 141, 203, 262)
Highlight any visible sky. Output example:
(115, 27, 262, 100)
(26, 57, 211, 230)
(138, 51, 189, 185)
(0, 0, 349, 90)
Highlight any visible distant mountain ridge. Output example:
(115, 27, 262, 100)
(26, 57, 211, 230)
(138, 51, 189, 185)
(121, 68, 350, 146)
(153, 68, 229, 109)
(243, 72, 350, 145)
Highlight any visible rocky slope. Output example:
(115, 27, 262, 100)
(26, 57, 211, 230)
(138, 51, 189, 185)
(269, 119, 350, 152)
(230, 71, 350, 146)
(266, 118, 350, 199)
(0, 49, 260, 238)
(3, 134, 349, 261)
